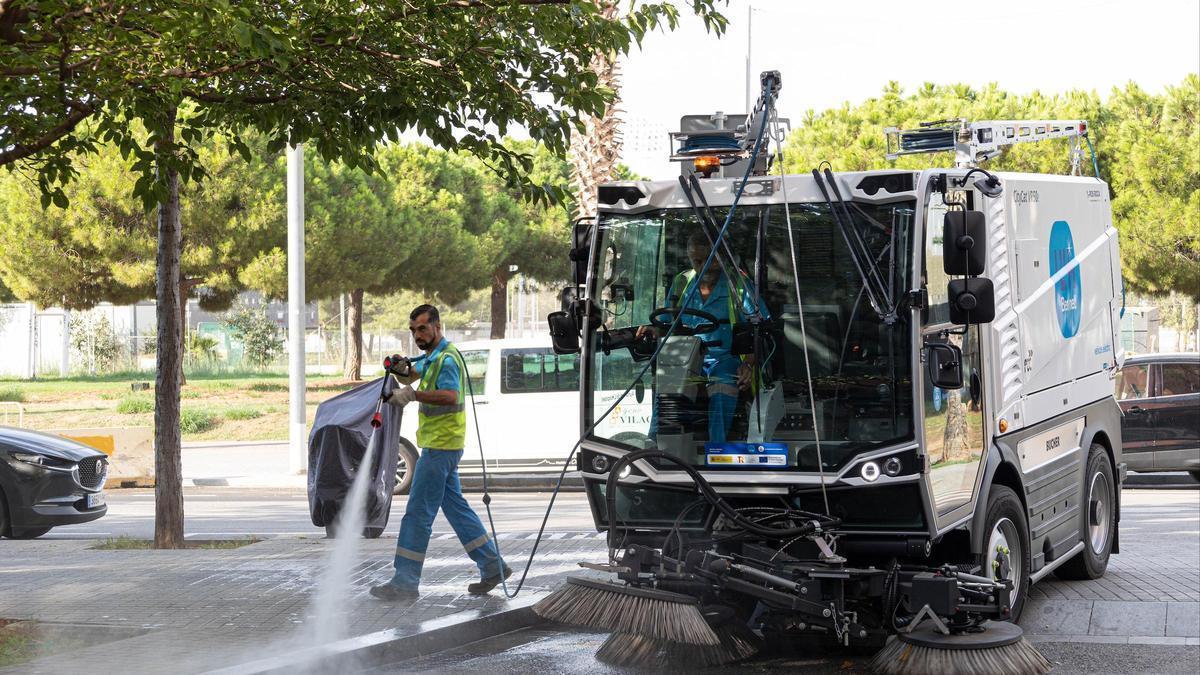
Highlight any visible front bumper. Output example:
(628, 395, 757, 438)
(3, 458, 107, 529)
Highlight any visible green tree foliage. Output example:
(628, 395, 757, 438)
(68, 313, 122, 374)
(782, 77, 1199, 300)
(0, 0, 727, 548)
(223, 305, 283, 368)
(0, 135, 281, 310)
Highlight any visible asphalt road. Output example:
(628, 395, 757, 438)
(38, 487, 598, 540)
(376, 487, 1199, 674)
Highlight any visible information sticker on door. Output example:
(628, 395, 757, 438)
(705, 442, 788, 468)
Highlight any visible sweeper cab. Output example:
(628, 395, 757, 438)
(541, 71, 1124, 669)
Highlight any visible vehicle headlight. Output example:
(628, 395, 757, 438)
(11, 451, 47, 466)
(884, 456, 903, 476)
(590, 455, 610, 474)
(861, 461, 880, 482)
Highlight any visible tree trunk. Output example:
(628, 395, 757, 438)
(154, 111, 185, 550)
(490, 268, 508, 339)
(344, 287, 363, 380)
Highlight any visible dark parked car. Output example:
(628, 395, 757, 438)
(1115, 352, 1200, 481)
(0, 426, 108, 539)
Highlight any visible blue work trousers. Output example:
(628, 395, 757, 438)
(389, 448, 504, 591)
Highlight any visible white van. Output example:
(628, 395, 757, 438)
(393, 337, 651, 493)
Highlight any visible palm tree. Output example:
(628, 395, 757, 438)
(568, 1, 622, 220)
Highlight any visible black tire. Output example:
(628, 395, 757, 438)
(1189, 470, 1200, 483)
(978, 484, 1031, 621)
(362, 527, 384, 539)
(393, 438, 419, 496)
(0, 486, 10, 538)
(10, 527, 51, 539)
(1056, 443, 1116, 580)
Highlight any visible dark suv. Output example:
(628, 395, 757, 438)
(1115, 353, 1200, 481)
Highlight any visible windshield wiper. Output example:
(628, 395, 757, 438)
(678, 174, 765, 322)
(812, 168, 899, 324)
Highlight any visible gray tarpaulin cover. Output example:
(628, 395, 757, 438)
(307, 377, 401, 530)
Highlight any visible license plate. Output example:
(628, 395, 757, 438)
(86, 492, 106, 509)
(705, 442, 789, 468)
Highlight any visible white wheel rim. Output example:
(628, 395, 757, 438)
(396, 456, 408, 486)
(987, 517, 1022, 589)
(1088, 471, 1112, 554)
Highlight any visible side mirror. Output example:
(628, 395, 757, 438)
(547, 310, 580, 354)
(560, 285, 582, 312)
(948, 277, 996, 324)
(926, 342, 964, 390)
(943, 210, 987, 276)
(569, 217, 595, 287)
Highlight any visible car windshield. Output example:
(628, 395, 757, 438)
(587, 200, 916, 471)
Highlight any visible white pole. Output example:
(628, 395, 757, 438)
(287, 144, 306, 475)
(60, 308, 70, 377)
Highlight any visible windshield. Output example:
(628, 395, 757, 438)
(587, 200, 916, 472)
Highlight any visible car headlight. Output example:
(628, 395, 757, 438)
(11, 451, 47, 466)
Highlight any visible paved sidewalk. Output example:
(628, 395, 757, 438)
(0, 531, 610, 674)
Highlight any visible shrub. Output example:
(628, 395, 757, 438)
(224, 406, 262, 421)
(248, 381, 287, 392)
(223, 306, 284, 368)
(0, 387, 25, 403)
(116, 396, 153, 414)
(179, 409, 220, 434)
(70, 313, 124, 374)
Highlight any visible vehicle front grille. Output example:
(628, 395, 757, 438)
(77, 458, 107, 489)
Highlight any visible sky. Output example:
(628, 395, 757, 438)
(617, 0, 1200, 176)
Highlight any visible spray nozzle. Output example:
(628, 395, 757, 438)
(370, 411, 382, 428)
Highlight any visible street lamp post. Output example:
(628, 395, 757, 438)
(287, 144, 306, 475)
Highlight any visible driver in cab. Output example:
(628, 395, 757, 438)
(637, 230, 763, 443)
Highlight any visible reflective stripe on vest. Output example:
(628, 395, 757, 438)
(416, 343, 468, 449)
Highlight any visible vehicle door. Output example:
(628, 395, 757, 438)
(1114, 361, 1155, 471)
(1152, 359, 1200, 471)
(494, 347, 580, 467)
(920, 189, 988, 524)
(459, 348, 492, 460)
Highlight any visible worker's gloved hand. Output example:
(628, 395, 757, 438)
(384, 384, 417, 408)
(383, 353, 412, 377)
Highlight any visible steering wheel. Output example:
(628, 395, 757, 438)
(649, 306, 720, 336)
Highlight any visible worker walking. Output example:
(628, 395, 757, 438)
(370, 304, 509, 602)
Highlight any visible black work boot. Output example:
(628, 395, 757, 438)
(369, 583, 419, 602)
(467, 565, 513, 595)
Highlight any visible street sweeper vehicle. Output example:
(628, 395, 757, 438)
(537, 71, 1125, 673)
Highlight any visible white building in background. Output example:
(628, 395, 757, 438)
(620, 115, 670, 178)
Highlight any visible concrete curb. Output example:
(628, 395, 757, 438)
(202, 595, 547, 674)
(1124, 472, 1199, 488)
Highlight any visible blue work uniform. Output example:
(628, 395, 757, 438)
(658, 270, 763, 443)
(388, 338, 505, 592)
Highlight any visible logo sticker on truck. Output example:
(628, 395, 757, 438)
(1049, 220, 1081, 339)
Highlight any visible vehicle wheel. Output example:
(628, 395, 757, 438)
(978, 484, 1031, 621)
(1189, 470, 1200, 483)
(1056, 443, 1116, 580)
(362, 527, 384, 539)
(0, 486, 10, 538)
(9, 527, 51, 539)
(393, 438, 419, 496)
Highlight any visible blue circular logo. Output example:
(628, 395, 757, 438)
(1049, 220, 1081, 339)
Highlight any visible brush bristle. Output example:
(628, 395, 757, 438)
(868, 635, 1051, 675)
(534, 579, 720, 646)
(596, 624, 761, 668)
